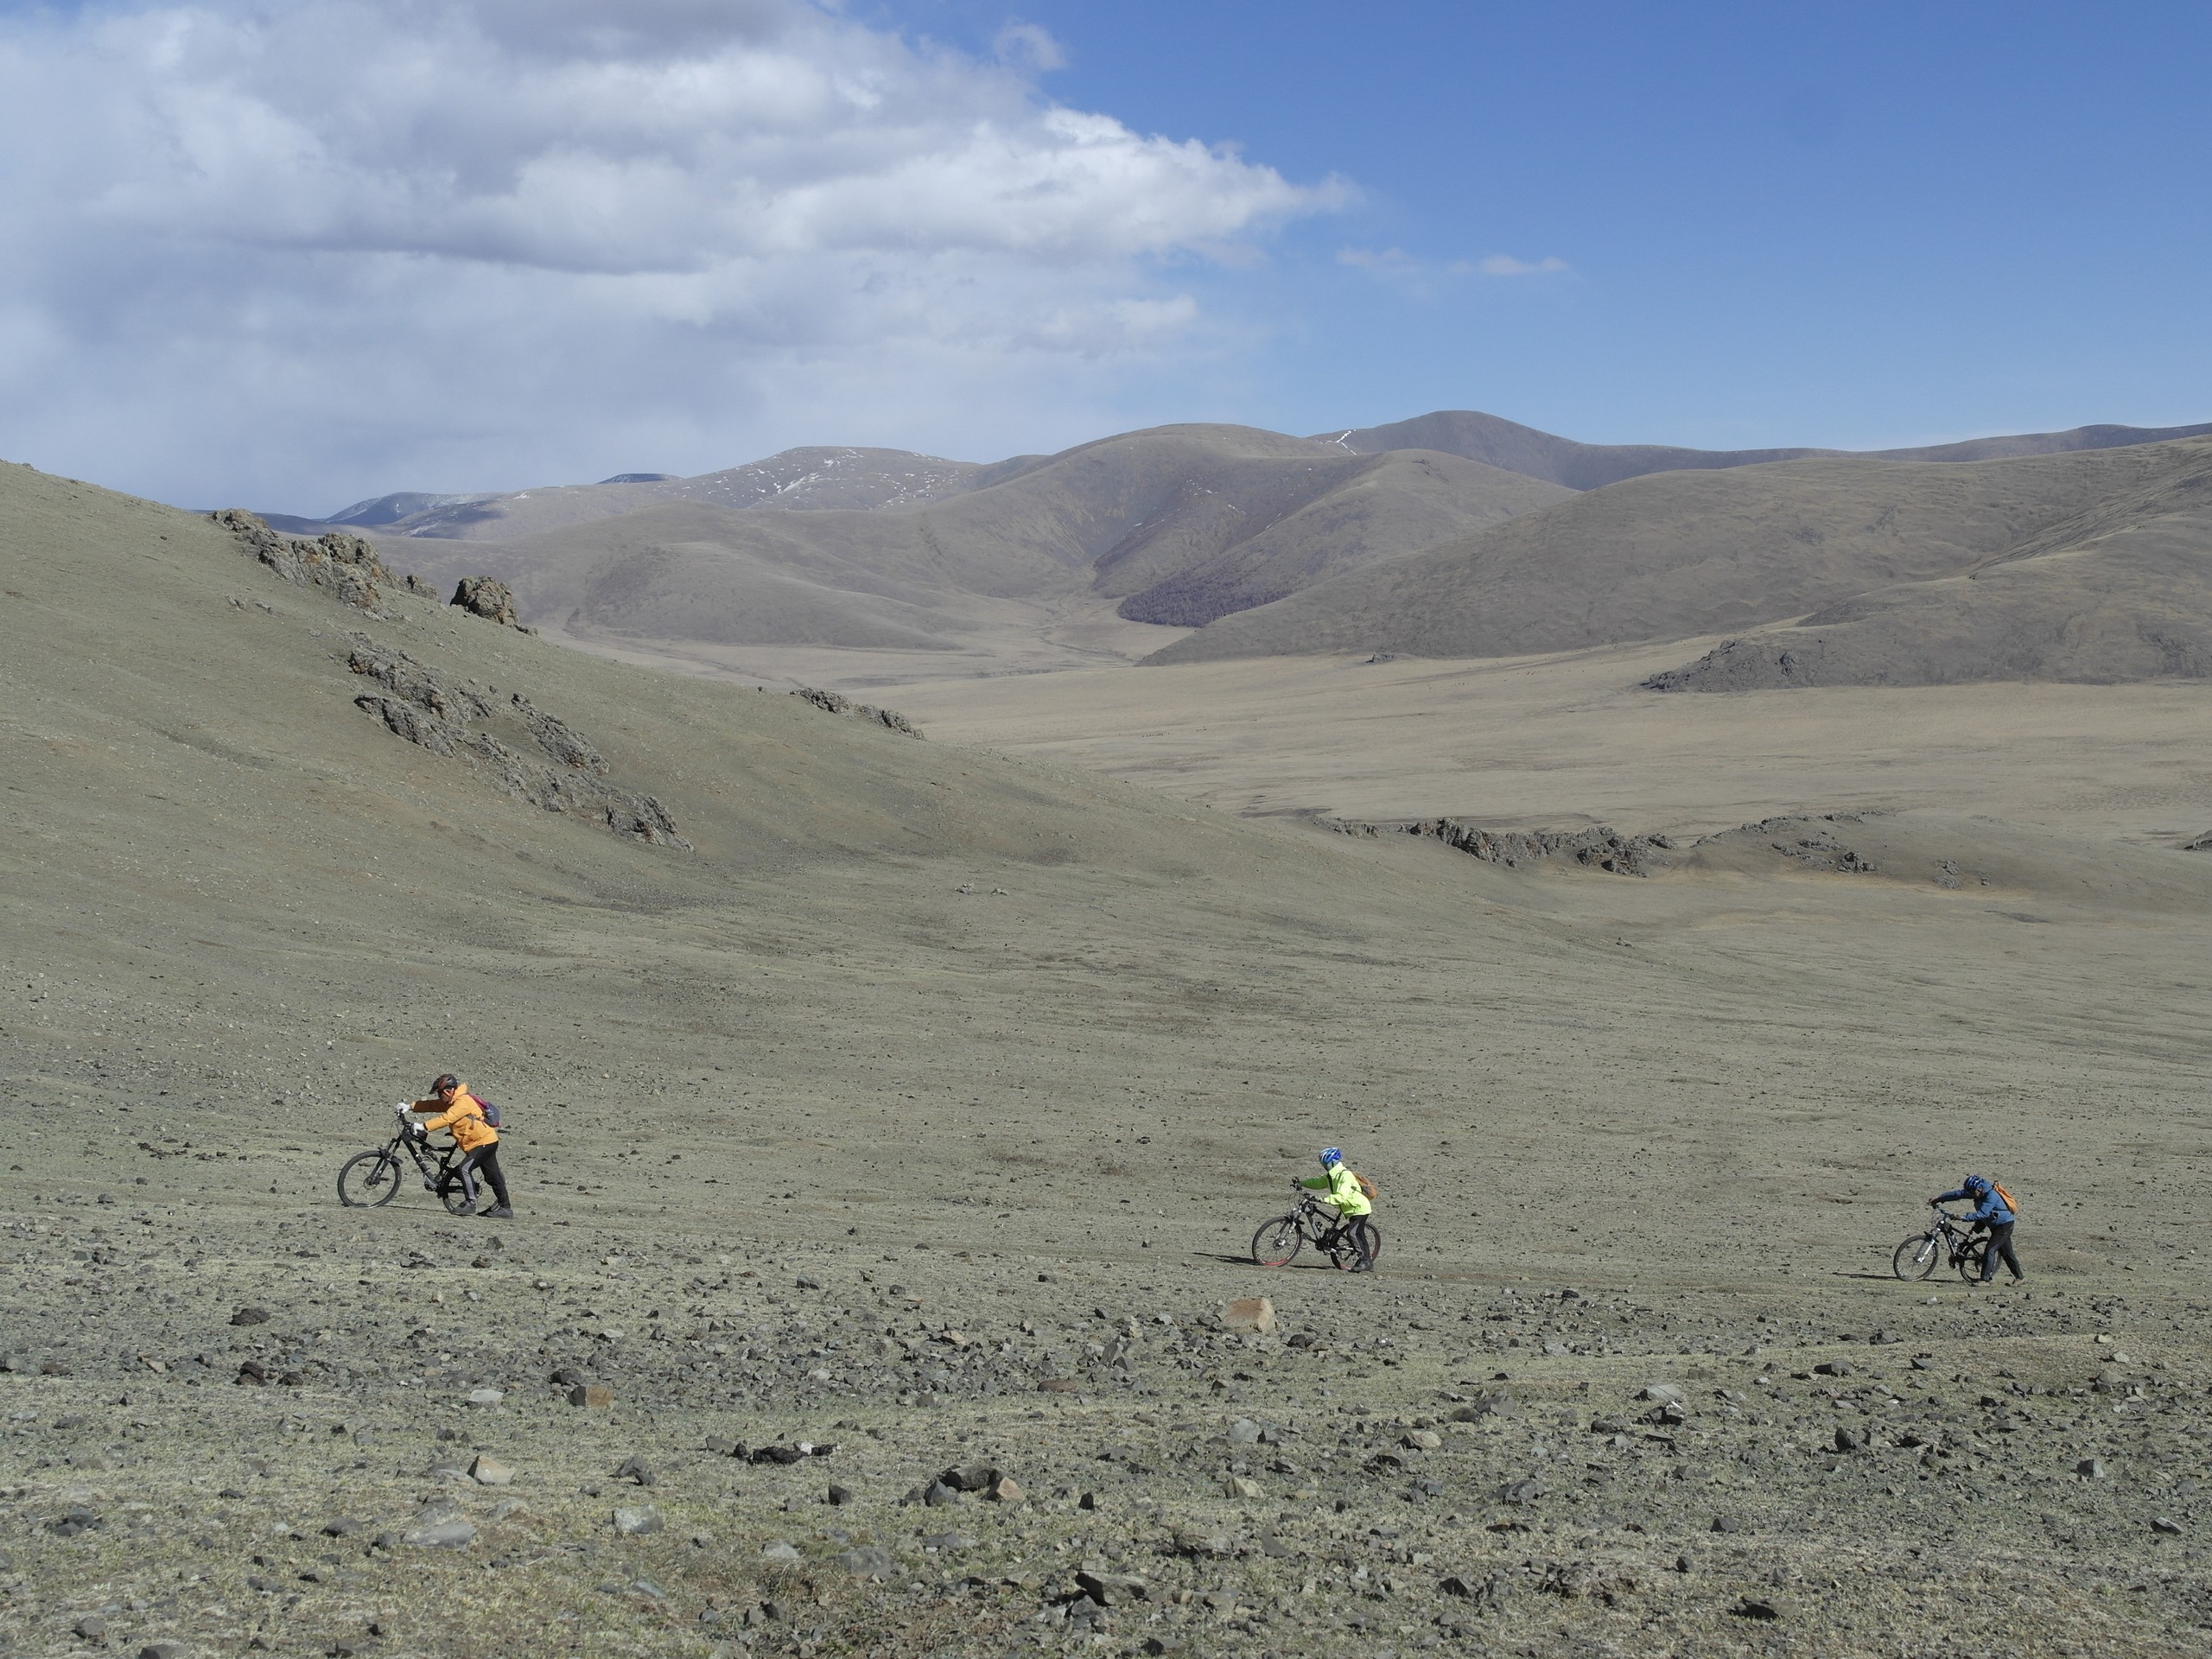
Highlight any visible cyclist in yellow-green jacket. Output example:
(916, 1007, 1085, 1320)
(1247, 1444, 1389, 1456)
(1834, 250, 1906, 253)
(1300, 1147, 1377, 1272)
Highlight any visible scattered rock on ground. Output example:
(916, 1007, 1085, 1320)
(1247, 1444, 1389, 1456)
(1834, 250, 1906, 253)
(612, 1505, 663, 1536)
(837, 1544, 894, 1576)
(469, 1454, 514, 1485)
(1222, 1295, 1275, 1333)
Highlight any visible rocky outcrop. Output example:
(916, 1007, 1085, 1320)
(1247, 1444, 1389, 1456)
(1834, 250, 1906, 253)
(791, 686, 924, 738)
(347, 642, 686, 847)
(1353, 818, 1674, 876)
(211, 508, 435, 613)
(1726, 815, 1880, 874)
(1336, 812, 1902, 880)
(450, 575, 531, 631)
(1641, 636, 1828, 692)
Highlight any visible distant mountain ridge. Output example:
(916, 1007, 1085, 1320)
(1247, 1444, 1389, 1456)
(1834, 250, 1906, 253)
(250, 408, 2212, 689)
(320, 447, 991, 543)
(1316, 410, 2212, 491)
(284, 410, 2212, 545)
(347, 425, 1569, 652)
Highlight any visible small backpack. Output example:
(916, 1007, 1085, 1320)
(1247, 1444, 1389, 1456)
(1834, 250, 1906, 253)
(1351, 1171, 1379, 1203)
(1990, 1179, 2018, 1217)
(474, 1097, 503, 1130)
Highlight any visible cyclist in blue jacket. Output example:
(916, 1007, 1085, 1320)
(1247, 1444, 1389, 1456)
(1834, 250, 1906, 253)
(1930, 1175, 2023, 1285)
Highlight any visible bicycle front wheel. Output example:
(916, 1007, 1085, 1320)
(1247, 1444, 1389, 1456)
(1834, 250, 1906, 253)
(337, 1150, 403, 1208)
(1893, 1233, 1942, 1281)
(1251, 1217, 1304, 1268)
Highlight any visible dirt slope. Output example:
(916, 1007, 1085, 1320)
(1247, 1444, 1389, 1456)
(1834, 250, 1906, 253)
(1148, 436, 2212, 683)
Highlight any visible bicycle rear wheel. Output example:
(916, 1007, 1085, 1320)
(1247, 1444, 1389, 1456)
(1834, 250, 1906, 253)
(438, 1166, 478, 1215)
(1330, 1219, 1380, 1272)
(1956, 1240, 1989, 1284)
(337, 1150, 403, 1208)
(1251, 1217, 1304, 1268)
(1893, 1233, 1942, 1281)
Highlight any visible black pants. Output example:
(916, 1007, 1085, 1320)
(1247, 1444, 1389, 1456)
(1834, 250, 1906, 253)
(1331, 1216, 1377, 1271)
(457, 1144, 511, 1209)
(1351, 1217, 1377, 1271)
(1978, 1220, 2022, 1281)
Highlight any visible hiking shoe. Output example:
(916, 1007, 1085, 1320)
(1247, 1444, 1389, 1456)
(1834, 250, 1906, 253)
(481, 1205, 514, 1220)
(451, 1199, 478, 1217)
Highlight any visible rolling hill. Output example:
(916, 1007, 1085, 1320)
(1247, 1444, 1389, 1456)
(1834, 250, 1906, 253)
(1147, 434, 2212, 687)
(343, 425, 1570, 651)
(1645, 438, 2212, 689)
(245, 408, 2209, 683)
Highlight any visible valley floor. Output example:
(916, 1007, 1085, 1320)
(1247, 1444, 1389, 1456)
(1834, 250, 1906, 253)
(881, 644, 2212, 842)
(5, 475, 2209, 1656)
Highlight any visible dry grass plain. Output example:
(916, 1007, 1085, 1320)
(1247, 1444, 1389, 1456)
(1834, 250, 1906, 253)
(5, 465, 2212, 1656)
(883, 644, 2212, 841)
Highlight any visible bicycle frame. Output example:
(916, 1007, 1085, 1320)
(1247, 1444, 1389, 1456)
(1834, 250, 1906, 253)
(1255, 1193, 1373, 1269)
(1894, 1208, 1981, 1281)
(376, 1128, 467, 1194)
(1929, 1211, 1974, 1264)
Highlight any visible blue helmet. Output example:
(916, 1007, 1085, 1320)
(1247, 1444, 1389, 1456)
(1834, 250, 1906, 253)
(1964, 1174, 1990, 1193)
(1319, 1147, 1343, 1167)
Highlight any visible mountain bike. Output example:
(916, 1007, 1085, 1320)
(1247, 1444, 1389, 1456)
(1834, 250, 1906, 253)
(337, 1109, 479, 1213)
(1250, 1189, 1382, 1272)
(1891, 1208, 1983, 1282)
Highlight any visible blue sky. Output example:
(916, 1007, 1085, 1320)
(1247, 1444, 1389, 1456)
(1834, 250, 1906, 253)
(880, 0, 2212, 450)
(0, 0, 2205, 509)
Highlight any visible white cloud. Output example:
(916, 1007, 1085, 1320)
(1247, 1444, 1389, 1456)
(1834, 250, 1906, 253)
(1471, 254, 1571, 276)
(0, 0, 1342, 508)
(1340, 246, 1573, 296)
(993, 20, 1067, 73)
(1337, 246, 1418, 275)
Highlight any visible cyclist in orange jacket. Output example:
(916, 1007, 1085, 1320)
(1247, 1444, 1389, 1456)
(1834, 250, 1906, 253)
(407, 1074, 512, 1219)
